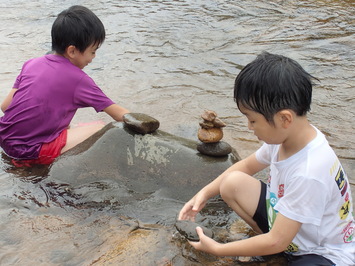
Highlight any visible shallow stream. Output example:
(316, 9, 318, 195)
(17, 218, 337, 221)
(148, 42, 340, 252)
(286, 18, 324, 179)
(0, 1, 354, 265)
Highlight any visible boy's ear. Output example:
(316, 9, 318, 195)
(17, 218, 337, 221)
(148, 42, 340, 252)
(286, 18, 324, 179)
(278, 110, 293, 128)
(65, 45, 77, 59)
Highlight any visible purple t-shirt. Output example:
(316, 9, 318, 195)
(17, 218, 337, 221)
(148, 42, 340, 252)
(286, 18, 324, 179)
(0, 54, 115, 159)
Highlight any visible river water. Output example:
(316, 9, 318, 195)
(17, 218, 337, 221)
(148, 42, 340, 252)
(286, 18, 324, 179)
(0, 0, 354, 265)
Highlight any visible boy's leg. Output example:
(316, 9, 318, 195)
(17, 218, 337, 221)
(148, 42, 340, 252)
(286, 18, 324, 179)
(61, 124, 105, 153)
(220, 171, 266, 234)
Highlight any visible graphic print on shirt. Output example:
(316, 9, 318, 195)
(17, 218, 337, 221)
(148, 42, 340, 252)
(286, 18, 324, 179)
(278, 184, 284, 198)
(330, 160, 354, 244)
(342, 221, 354, 243)
(334, 165, 352, 220)
(285, 242, 299, 253)
(267, 191, 278, 229)
(266, 189, 299, 252)
(335, 166, 348, 197)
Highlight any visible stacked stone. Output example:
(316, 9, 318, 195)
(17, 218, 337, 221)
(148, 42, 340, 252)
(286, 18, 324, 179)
(197, 110, 232, 157)
(123, 113, 160, 134)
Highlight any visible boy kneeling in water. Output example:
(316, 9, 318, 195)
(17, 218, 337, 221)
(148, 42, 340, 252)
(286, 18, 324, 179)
(179, 52, 354, 265)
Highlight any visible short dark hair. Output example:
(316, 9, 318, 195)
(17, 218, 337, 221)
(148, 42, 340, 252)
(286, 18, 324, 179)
(234, 52, 317, 123)
(51, 5, 105, 54)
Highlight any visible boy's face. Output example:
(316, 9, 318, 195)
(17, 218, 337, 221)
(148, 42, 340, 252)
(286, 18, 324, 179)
(71, 43, 99, 69)
(239, 105, 285, 145)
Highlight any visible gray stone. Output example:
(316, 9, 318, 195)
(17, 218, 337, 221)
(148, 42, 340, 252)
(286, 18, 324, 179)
(123, 113, 160, 134)
(197, 141, 232, 157)
(52, 122, 240, 202)
(175, 220, 214, 241)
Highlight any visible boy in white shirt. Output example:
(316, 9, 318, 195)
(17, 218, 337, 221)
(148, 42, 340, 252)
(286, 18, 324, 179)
(178, 52, 354, 265)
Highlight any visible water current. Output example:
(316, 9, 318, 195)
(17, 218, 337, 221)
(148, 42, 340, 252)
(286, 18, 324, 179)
(0, 0, 354, 265)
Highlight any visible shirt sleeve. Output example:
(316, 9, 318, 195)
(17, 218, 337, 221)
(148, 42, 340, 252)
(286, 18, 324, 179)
(73, 74, 115, 112)
(13, 59, 32, 88)
(255, 143, 279, 165)
(13, 75, 21, 89)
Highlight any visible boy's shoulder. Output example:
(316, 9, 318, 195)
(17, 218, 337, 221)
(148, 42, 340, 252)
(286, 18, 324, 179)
(23, 54, 52, 68)
(23, 54, 78, 73)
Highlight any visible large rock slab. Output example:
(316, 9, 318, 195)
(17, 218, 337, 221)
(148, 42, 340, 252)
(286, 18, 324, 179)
(49, 122, 240, 202)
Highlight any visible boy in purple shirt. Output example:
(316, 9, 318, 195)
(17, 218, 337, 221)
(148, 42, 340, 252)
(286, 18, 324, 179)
(0, 5, 129, 166)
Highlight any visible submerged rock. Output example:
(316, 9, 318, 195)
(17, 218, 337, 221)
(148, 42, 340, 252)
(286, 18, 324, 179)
(197, 141, 232, 157)
(123, 113, 160, 134)
(175, 220, 214, 242)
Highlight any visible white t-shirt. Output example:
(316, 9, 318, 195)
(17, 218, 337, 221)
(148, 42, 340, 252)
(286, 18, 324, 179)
(256, 127, 355, 265)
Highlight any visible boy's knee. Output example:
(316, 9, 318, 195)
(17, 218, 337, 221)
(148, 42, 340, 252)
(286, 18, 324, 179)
(220, 171, 256, 199)
(220, 171, 244, 200)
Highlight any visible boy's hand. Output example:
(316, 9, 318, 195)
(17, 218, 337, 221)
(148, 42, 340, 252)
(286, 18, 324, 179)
(188, 227, 221, 255)
(178, 192, 208, 221)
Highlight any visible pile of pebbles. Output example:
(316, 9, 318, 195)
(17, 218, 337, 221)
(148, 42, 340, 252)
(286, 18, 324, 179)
(123, 111, 231, 157)
(197, 110, 232, 157)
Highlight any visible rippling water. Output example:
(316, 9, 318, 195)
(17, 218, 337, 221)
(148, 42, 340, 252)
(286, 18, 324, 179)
(0, 0, 354, 265)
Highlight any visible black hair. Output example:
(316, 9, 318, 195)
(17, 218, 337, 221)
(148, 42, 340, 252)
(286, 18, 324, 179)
(51, 5, 105, 54)
(234, 52, 318, 123)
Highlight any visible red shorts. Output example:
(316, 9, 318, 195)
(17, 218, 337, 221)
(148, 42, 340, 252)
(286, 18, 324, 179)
(12, 129, 68, 167)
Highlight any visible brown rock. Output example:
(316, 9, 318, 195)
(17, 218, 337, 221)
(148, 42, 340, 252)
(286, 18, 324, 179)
(123, 113, 160, 134)
(212, 117, 226, 128)
(199, 120, 214, 129)
(198, 128, 223, 143)
(201, 110, 217, 122)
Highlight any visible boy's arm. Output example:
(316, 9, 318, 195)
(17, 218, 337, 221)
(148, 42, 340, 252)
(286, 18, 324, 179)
(1, 88, 17, 112)
(178, 153, 268, 221)
(103, 103, 130, 122)
(191, 213, 301, 256)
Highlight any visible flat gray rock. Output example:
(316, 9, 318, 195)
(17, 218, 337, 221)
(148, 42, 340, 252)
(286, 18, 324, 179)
(175, 220, 214, 241)
(197, 141, 232, 157)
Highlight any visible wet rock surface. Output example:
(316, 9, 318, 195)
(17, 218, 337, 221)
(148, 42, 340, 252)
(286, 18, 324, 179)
(123, 113, 160, 134)
(197, 141, 232, 157)
(175, 220, 214, 241)
(53, 122, 240, 202)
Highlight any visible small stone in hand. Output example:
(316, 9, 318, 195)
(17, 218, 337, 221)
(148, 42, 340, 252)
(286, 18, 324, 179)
(175, 220, 214, 242)
(123, 113, 160, 134)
